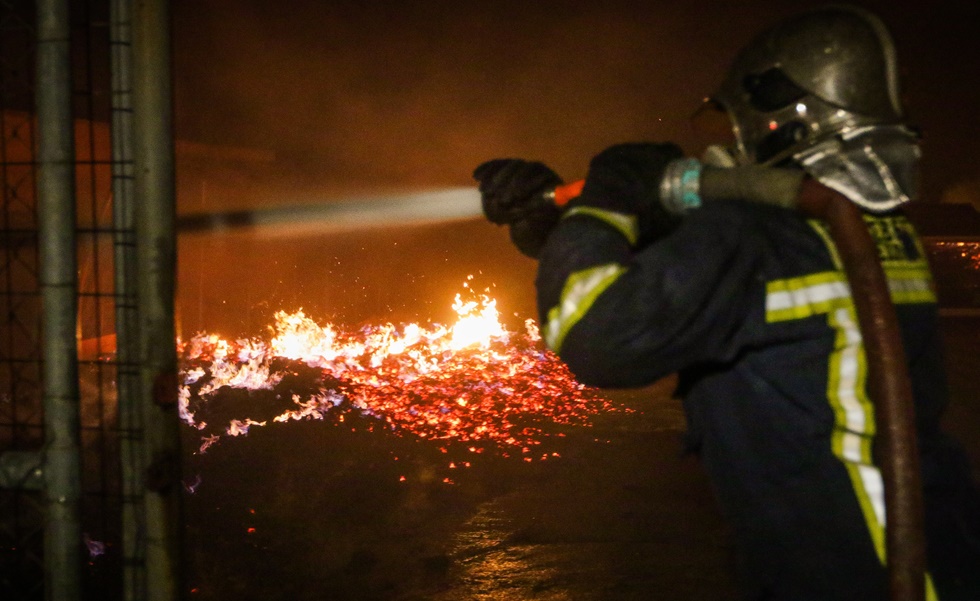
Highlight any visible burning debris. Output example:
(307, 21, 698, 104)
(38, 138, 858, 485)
(933, 240, 980, 270)
(925, 241, 980, 309)
(179, 280, 629, 464)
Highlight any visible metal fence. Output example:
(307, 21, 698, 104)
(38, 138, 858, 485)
(0, 2, 45, 597)
(0, 1, 181, 599)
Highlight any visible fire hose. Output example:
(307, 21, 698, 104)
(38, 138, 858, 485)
(552, 166, 926, 601)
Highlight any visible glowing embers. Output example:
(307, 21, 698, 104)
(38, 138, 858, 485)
(179, 285, 624, 459)
(931, 241, 980, 271)
(925, 241, 980, 310)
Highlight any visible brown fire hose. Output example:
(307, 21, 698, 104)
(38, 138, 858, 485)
(796, 179, 925, 601)
(554, 172, 926, 601)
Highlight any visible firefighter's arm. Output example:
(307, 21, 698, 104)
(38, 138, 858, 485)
(535, 145, 761, 388)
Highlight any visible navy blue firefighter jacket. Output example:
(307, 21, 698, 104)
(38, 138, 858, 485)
(535, 196, 980, 600)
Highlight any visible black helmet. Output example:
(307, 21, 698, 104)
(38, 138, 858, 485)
(711, 5, 904, 166)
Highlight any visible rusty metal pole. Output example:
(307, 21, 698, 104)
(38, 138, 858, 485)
(132, 0, 183, 598)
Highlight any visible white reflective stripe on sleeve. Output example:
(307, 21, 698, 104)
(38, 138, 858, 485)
(544, 263, 627, 353)
(562, 206, 639, 246)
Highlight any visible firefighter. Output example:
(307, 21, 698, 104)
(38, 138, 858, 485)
(474, 6, 980, 600)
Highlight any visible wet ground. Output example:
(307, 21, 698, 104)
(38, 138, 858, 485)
(181, 317, 980, 601)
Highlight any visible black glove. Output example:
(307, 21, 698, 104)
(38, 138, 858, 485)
(473, 158, 563, 258)
(571, 142, 684, 244)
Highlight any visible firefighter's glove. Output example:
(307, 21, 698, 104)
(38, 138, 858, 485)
(572, 142, 685, 246)
(473, 158, 564, 258)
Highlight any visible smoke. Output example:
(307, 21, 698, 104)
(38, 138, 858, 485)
(174, 0, 977, 188)
(174, 0, 733, 188)
(171, 0, 979, 335)
(170, 0, 711, 334)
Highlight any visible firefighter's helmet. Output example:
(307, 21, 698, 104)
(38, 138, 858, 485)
(711, 5, 904, 166)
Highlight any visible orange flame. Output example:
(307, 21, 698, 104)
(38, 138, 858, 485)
(179, 281, 628, 459)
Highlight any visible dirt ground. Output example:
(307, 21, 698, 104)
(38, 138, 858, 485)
(174, 316, 980, 601)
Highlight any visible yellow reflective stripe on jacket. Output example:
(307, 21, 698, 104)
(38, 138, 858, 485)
(766, 254, 939, 598)
(766, 271, 852, 322)
(563, 206, 639, 246)
(885, 263, 937, 304)
(766, 266, 936, 324)
(808, 220, 843, 269)
(544, 263, 627, 352)
(828, 305, 885, 560)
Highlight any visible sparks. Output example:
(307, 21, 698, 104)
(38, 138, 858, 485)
(179, 283, 629, 457)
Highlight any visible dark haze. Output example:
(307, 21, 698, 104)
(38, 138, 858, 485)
(171, 0, 980, 337)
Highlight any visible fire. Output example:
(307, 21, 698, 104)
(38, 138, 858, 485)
(448, 293, 506, 350)
(179, 281, 627, 460)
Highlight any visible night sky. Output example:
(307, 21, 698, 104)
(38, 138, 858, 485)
(169, 0, 980, 337)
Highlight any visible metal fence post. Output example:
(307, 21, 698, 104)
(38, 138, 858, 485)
(110, 0, 150, 598)
(132, 0, 183, 598)
(35, 0, 82, 599)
